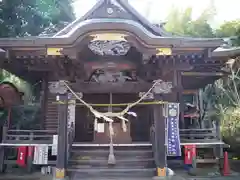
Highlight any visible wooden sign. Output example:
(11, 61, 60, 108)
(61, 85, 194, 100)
(90, 33, 127, 41)
(97, 123, 105, 133)
(52, 135, 58, 156)
(33, 146, 48, 164)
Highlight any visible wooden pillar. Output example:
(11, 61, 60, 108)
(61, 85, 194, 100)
(40, 74, 49, 129)
(215, 119, 224, 173)
(49, 81, 68, 180)
(55, 93, 68, 180)
(177, 71, 185, 129)
(0, 122, 7, 173)
(153, 93, 167, 177)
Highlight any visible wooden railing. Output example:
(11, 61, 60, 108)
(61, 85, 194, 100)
(1, 128, 220, 145)
(179, 128, 218, 143)
(3, 129, 57, 144)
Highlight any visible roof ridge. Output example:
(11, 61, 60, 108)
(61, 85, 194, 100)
(115, 0, 171, 37)
(53, 0, 105, 37)
(54, 0, 172, 37)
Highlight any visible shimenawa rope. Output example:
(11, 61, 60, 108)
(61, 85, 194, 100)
(61, 80, 164, 164)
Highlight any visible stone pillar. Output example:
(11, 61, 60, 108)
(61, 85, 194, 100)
(49, 81, 68, 180)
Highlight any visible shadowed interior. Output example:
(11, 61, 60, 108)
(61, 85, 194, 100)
(74, 93, 153, 143)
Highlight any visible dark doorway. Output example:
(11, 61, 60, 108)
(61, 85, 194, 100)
(74, 93, 109, 142)
(74, 93, 152, 143)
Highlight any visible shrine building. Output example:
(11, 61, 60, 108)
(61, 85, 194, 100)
(0, 0, 240, 179)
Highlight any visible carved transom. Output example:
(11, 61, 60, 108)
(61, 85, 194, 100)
(88, 40, 131, 56)
(90, 70, 133, 83)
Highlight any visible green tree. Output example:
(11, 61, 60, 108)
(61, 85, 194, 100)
(164, 1, 240, 43)
(164, 7, 192, 35)
(216, 20, 240, 46)
(164, 2, 216, 38)
(0, 0, 75, 128)
(0, 0, 75, 37)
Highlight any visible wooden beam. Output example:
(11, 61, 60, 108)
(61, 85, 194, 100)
(183, 90, 198, 94)
(70, 82, 153, 93)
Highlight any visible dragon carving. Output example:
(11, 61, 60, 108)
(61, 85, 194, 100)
(90, 70, 133, 83)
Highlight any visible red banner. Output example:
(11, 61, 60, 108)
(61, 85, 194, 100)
(17, 146, 27, 167)
(184, 145, 196, 165)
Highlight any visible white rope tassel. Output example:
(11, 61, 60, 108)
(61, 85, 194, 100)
(116, 116, 128, 132)
(109, 122, 114, 136)
(108, 122, 116, 165)
(94, 118, 98, 132)
(122, 119, 127, 132)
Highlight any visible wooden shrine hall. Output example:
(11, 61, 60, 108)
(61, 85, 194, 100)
(0, 0, 240, 179)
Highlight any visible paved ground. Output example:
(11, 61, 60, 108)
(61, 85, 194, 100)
(1, 163, 240, 180)
(0, 173, 240, 180)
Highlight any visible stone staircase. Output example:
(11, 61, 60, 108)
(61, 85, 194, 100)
(67, 145, 156, 179)
(45, 94, 58, 131)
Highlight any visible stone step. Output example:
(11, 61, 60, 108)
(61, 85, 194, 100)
(45, 126, 58, 129)
(45, 121, 57, 124)
(67, 168, 156, 178)
(68, 158, 155, 168)
(71, 145, 152, 151)
(45, 117, 58, 121)
(68, 144, 155, 178)
(70, 149, 153, 157)
(45, 124, 58, 127)
(45, 128, 58, 131)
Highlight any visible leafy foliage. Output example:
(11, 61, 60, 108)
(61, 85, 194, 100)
(216, 20, 240, 46)
(0, 0, 75, 37)
(10, 105, 41, 129)
(202, 67, 240, 152)
(0, 70, 41, 129)
(0, 0, 75, 129)
(164, 3, 216, 38)
(164, 5, 240, 46)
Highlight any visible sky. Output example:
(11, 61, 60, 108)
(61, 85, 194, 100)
(73, 0, 240, 28)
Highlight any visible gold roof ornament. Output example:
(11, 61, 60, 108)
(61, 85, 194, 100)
(47, 48, 63, 56)
(156, 48, 172, 56)
(90, 33, 128, 41)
